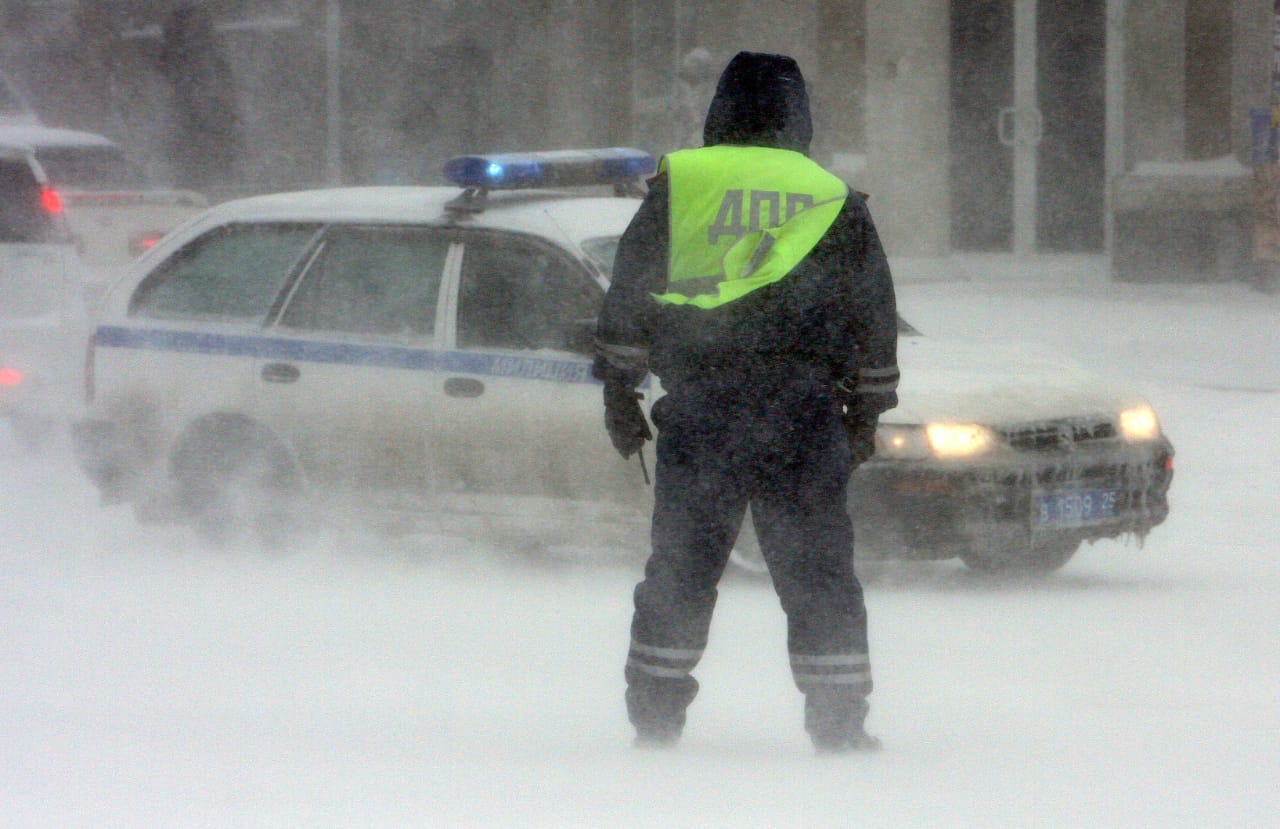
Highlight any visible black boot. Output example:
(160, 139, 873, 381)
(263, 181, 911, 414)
(812, 725, 882, 754)
(633, 723, 683, 749)
(626, 672, 698, 749)
(805, 688, 881, 754)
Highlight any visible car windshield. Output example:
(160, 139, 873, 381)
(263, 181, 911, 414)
(580, 236, 621, 279)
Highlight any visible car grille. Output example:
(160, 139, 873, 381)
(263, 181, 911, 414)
(999, 417, 1117, 452)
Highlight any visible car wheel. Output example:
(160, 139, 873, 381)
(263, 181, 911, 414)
(170, 415, 303, 549)
(958, 537, 1080, 575)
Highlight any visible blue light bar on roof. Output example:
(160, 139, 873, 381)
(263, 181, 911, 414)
(442, 147, 656, 191)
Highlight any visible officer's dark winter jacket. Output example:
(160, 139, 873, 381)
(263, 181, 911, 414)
(601, 51, 895, 752)
(595, 54, 898, 424)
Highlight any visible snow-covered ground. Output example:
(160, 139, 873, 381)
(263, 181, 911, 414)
(2, 256, 1277, 828)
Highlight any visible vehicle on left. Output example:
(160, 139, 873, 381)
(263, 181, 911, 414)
(0, 142, 88, 450)
(0, 123, 207, 308)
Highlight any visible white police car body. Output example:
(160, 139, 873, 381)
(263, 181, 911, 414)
(74, 149, 657, 548)
(72, 147, 1173, 572)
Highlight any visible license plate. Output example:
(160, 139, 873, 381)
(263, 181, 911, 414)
(1034, 488, 1121, 528)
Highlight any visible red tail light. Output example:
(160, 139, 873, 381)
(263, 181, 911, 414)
(40, 186, 64, 214)
(0, 368, 24, 386)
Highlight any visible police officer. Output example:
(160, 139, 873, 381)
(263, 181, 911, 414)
(594, 52, 900, 752)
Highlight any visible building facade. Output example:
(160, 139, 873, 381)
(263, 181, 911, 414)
(625, 0, 1270, 275)
(1, 0, 1269, 276)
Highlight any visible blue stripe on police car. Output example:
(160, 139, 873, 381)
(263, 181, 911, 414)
(94, 325, 600, 385)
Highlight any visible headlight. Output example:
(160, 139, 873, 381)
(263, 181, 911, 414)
(875, 424, 932, 459)
(875, 423, 998, 459)
(1119, 405, 1161, 441)
(925, 423, 997, 457)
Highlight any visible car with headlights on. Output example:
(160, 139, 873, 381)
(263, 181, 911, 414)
(70, 147, 1172, 571)
(847, 315, 1173, 572)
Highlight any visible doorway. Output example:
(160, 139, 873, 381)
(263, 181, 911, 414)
(949, 0, 1106, 252)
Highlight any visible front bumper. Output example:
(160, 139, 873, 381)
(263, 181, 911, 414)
(850, 437, 1175, 559)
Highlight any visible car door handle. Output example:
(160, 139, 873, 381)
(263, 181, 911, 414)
(261, 362, 301, 383)
(444, 377, 484, 398)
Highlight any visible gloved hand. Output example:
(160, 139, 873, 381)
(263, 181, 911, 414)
(845, 414, 878, 468)
(604, 383, 652, 459)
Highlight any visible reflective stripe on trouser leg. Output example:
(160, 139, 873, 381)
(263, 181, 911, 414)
(624, 639, 703, 735)
(790, 651, 873, 695)
(626, 639, 704, 681)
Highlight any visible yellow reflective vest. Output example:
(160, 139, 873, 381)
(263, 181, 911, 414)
(655, 145, 848, 309)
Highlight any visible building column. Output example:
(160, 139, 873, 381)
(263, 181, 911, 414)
(864, 0, 950, 257)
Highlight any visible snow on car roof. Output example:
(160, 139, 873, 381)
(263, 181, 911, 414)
(0, 124, 118, 150)
(199, 186, 643, 243)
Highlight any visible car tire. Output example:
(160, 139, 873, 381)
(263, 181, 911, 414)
(958, 537, 1080, 575)
(170, 415, 303, 550)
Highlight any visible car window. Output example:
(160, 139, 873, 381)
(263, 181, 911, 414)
(130, 223, 320, 323)
(279, 225, 448, 339)
(0, 156, 54, 243)
(457, 234, 601, 350)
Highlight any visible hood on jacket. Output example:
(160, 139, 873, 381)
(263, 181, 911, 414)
(702, 51, 813, 155)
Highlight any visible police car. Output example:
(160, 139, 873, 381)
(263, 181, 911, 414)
(71, 147, 1173, 572)
(73, 149, 657, 549)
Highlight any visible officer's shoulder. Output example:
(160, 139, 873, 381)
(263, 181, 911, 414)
(814, 159, 867, 201)
(836, 185, 872, 217)
(843, 184, 870, 203)
(643, 170, 670, 193)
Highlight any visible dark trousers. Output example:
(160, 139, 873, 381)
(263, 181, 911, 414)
(625, 383, 872, 737)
